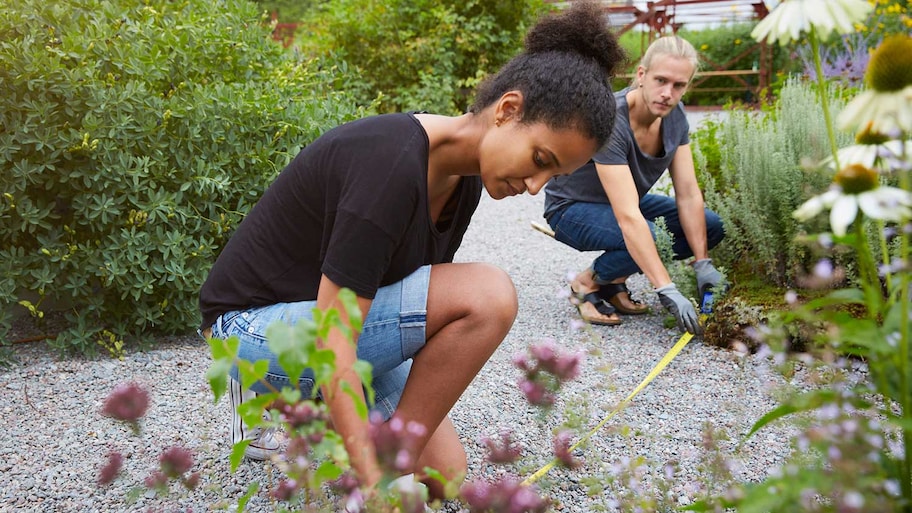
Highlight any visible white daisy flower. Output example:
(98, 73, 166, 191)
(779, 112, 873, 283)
(751, 0, 872, 46)
(794, 164, 912, 236)
(838, 35, 912, 135)
(838, 87, 912, 135)
(822, 140, 911, 172)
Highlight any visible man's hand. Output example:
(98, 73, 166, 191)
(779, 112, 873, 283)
(693, 258, 723, 296)
(655, 283, 702, 335)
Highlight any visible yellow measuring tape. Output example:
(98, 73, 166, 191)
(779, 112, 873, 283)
(521, 320, 702, 486)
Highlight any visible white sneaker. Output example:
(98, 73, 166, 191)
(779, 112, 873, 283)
(229, 377, 279, 460)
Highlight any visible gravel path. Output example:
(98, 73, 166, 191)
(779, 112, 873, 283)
(0, 190, 826, 512)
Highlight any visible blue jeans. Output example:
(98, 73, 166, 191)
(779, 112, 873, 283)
(546, 194, 725, 283)
(208, 265, 431, 422)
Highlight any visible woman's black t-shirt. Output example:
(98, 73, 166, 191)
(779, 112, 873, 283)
(199, 113, 483, 329)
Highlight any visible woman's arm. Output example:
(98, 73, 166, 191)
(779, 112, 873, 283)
(316, 274, 382, 488)
(596, 162, 673, 288)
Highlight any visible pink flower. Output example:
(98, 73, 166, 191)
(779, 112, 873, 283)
(552, 430, 581, 469)
(102, 382, 150, 422)
(97, 451, 123, 486)
(482, 430, 523, 464)
(159, 446, 193, 478)
(144, 471, 168, 490)
(518, 379, 554, 407)
(182, 472, 200, 491)
(328, 471, 360, 495)
(272, 478, 299, 501)
(460, 475, 550, 513)
(369, 413, 428, 474)
(279, 401, 325, 429)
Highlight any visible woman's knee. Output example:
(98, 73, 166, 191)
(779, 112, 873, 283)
(428, 263, 518, 330)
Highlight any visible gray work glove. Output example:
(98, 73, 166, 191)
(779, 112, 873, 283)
(655, 283, 702, 335)
(693, 258, 723, 296)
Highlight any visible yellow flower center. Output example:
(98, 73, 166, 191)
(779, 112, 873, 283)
(866, 35, 912, 92)
(835, 164, 879, 194)
(855, 122, 891, 145)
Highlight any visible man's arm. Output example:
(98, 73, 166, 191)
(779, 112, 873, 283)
(668, 144, 709, 261)
(596, 162, 673, 288)
(316, 274, 382, 488)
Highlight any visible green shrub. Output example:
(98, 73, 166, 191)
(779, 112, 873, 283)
(0, 0, 370, 353)
(694, 78, 853, 286)
(297, 0, 549, 115)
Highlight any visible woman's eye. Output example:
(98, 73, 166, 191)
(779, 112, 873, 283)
(534, 153, 546, 167)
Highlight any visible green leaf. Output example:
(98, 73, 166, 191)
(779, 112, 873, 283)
(208, 335, 240, 360)
(205, 336, 239, 403)
(267, 320, 318, 386)
(230, 441, 251, 473)
(236, 359, 268, 391)
(314, 460, 344, 483)
(340, 381, 369, 420)
(800, 287, 866, 311)
(310, 347, 338, 393)
(338, 287, 362, 333)
(353, 359, 374, 406)
(205, 360, 232, 404)
(237, 393, 275, 430)
(742, 389, 839, 441)
(236, 481, 259, 512)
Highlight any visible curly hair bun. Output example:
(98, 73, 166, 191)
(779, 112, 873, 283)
(524, 1, 627, 78)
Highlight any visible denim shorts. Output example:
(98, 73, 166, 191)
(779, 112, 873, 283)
(208, 265, 431, 421)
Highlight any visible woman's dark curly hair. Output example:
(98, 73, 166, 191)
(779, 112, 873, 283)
(470, 1, 627, 148)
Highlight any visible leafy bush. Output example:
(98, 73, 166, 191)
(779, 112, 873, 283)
(296, 0, 549, 115)
(694, 78, 853, 286)
(0, 0, 370, 353)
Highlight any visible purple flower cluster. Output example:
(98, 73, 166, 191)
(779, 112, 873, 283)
(159, 446, 194, 479)
(481, 430, 523, 464)
(101, 382, 149, 425)
(799, 31, 879, 88)
(269, 397, 328, 430)
(368, 412, 428, 475)
(512, 339, 583, 407)
(552, 430, 581, 469)
(145, 446, 198, 492)
(460, 475, 550, 513)
(97, 452, 123, 486)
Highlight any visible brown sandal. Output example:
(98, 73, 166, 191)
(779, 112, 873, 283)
(570, 288, 622, 326)
(597, 282, 649, 315)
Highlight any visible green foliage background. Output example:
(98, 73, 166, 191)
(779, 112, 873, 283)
(295, 0, 550, 115)
(0, 0, 368, 352)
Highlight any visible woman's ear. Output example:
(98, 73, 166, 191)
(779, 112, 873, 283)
(494, 90, 525, 125)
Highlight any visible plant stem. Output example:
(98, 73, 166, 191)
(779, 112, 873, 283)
(897, 140, 912, 511)
(810, 30, 841, 171)
(876, 220, 893, 291)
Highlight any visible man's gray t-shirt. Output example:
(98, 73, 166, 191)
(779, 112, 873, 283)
(544, 87, 690, 216)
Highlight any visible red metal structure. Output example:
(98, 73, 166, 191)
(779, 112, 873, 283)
(551, 0, 774, 102)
